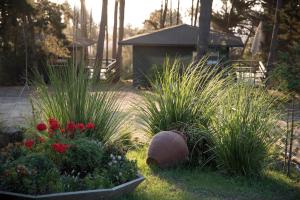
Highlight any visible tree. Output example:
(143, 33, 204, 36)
(114, 0, 125, 82)
(144, 9, 183, 31)
(266, 0, 282, 76)
(196, 0, 213, 61)
(191, 0, 194, 25)
(94, 0, 108, 80)
(169, 0, 173, 26)
(211, 0, 260, 56)
(176, 0, 180, 25)
(0, 0, 70, 85)
(112, 0, 118, 59)
(80, 0, 88, 62)
(194, 0, 200, 26)
(160, 0, 168, 28)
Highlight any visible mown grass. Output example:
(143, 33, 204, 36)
(119, 149, 300, 200)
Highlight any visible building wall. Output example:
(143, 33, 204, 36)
(132, 45, 195, 86)
(132, 45, 229, 86)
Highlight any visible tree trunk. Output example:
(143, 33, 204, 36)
(170, 0, 172, 26)
(196, 0, 213, 62)
(266, 0, 282, 78)
(191, 0, 194, 25)
(89, 9, 92, 39)
(80, 0, 88, 63)
(241, 33, 251, 56)
(112, 0, 118, 59)
(105, 25, 109, 67)
(94, 0, 108, 80)
(194, 0, 200, 27)
(176, 0, 180, 24)
(160, 0, 168, 28)
(160, 0, 163, 27)
(114, 0, 125, 82)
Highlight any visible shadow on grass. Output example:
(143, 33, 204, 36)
(118, 149, 300, 200)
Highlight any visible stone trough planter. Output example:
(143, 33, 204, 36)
(0, 175, 144, 200)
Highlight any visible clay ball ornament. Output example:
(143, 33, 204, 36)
(147, 130, 189, 168)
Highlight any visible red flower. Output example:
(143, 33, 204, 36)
(76, 123, 85, 131)
(66, 121, 76, 132)
(24, 139, 34, 149)
(51, 143, 70, 153)
(48, 118, 60, 130)
(60, 128, 65, 133)
(86, 122, 95, 130)
(38, 136, 45, 143)
(36, 123, 47, 131)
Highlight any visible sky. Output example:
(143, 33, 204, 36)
(52, 0, 223, 28)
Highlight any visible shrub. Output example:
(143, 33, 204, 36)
(210, 83, 281, 176)
(62, 138, 103, 175)
(0, 153, 61, 194)
(32, 65, 127, 146)
(0, 119, 139, 195)
(104, 153, 138, 185)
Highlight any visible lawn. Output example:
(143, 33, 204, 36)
(120, 149, 300, 200)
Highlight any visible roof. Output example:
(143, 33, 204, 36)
(120, 24, 243, 47)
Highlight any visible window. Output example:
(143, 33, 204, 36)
(192, 50, 220, 65)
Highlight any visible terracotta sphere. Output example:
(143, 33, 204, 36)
(147, 131, 189, 168)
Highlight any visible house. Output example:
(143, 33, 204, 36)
(119, 24, 243, 86)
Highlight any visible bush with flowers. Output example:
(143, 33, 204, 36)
(0, 118, 138, 195)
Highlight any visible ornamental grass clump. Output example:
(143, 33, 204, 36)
(137, 58, 230, 166)
(210, 83, 281, 176)
(32, 65, 126, 146)
(138, 58, 228, 136)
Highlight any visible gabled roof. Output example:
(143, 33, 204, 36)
(120, 24, 243, 47)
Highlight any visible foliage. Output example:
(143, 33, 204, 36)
(0, 118, 138, 195)
(0, 0, 71, 85)
(137, 58, 227, 136)
(0, 143, 26, 165)
(209, 83, 281, 176)
(103, 153, 138, 185)
(183, 124, 215, 167)
(62, 138, 103, 175)
(0, 153, 61, 195)
(143, 9, 183, 31)
(137, 58, 231, 166)
(271, 43, 300, 93)
(211, 0, 260, 35)
(32, 65, 127, 146)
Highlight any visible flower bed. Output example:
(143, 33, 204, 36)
(0, 118, 141, 196)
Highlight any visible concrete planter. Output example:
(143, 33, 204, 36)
(0, 175, 144, 200)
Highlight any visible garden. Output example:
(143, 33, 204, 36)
(0, 59, 300, 200)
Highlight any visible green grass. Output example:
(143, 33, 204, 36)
(119, 149, 300, 200)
